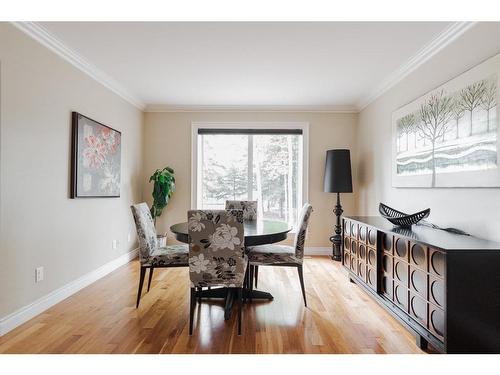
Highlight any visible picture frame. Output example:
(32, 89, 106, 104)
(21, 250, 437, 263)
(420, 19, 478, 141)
(71, 112, 121, 198)
(392, 53, 500, 188)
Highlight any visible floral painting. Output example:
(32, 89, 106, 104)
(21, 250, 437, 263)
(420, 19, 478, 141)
(392, 53, 500, 187)
(71, 112, 121, 197)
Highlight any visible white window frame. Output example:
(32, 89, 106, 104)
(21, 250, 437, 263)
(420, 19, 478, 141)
(191, 122, 309, 228)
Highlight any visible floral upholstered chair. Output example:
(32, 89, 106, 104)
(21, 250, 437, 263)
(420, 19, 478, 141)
(225, 200, 259, 285)
(247, 203, 313, 306)
(131, 203, 188, 308)
(187, 209, 247, 335)
(225, 200, 258, 221)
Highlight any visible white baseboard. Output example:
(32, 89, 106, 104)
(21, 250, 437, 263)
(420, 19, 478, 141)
(0, 249, 138, 337)
(304, 247, 332, 256)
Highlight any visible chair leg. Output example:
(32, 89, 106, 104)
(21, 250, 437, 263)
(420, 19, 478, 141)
(297, 265, 307, 307)
(197, 287, 202, 303)
(254, 265, 259, 288)
(189, 287, 196, 335)
(147, 267, 154, 292)
(237, 287, 243, 335)
(249, 265, 254, 302)
(136, 267, 146, 308)
(243, 264, 250, 303)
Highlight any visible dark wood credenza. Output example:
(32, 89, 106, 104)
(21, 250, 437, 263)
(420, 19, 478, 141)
(342, 216, 500, 353)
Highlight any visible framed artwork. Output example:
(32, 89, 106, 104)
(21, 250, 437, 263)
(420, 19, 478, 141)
(71, 112, 121, 198)
(392, 53, 500, 187)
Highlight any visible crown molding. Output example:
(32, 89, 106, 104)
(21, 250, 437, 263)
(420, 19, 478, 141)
(11, 22, 476, 115)
(355, 21, 477, 111)
(11, 22, 145, 110)
(144, 104, 359, 113)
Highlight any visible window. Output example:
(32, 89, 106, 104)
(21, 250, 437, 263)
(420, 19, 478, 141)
(192, 123, 308, 228)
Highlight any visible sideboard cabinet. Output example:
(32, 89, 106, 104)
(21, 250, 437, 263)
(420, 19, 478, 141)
(343, 216, 500, 353)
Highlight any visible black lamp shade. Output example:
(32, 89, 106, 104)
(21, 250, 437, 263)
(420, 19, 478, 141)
(324, 149, 353, 193)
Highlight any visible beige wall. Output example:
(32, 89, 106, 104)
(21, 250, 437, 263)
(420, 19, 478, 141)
(357, 23, 500, 242)
(0, 23, 144, 318)
(143, 111, 358, 248)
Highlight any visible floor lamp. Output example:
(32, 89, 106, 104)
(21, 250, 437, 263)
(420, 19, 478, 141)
(323, 149, 353, 261)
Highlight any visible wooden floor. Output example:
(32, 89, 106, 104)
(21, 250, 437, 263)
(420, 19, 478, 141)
(0, 256, 425, 354)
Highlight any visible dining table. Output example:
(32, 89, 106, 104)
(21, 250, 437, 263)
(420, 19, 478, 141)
(170, 219, 292, 320)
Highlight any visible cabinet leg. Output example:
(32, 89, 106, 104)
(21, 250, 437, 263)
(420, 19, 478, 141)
(416, 334, 428, 351)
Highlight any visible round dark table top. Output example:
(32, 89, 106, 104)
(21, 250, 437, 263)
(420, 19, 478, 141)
(170, 219, 292, 247)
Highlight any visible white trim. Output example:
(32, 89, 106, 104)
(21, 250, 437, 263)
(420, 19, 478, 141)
(356, 22, 477, 111)
(11, 22, 145, 110)
(191, 122, 310, 221)
(0, 249, 138, 337)
(10, 21, 476, 114)
(304, 247, 331, 256)
(146, 104, 358, 113)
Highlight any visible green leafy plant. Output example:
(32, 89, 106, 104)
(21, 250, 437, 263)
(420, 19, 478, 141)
(149, 167, 175, 225)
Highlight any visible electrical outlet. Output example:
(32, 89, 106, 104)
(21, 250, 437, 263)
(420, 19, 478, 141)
(127, 232, 131, 243)
(35, 267, 44, 283)
(112, 239, 118, 250)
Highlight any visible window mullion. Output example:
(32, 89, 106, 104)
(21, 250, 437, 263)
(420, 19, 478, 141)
(247, 135, 253, 201)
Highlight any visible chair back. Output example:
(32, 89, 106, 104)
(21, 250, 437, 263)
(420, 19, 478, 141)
(188, 209, 245, 288)
(293, 203, 313, 259)
(225, 200, 258, 220)
(131, 203, 157, 262)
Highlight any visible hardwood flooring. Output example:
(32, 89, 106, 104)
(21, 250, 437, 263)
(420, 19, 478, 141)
(0, 256, 424, 354)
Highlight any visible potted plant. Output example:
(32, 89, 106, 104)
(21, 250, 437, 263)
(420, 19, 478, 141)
(149, 166, 175, 247)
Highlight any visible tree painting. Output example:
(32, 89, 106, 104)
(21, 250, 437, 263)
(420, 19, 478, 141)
(417, 91, 454, 187)
(393, 71, 498, 188)
(396, 113, 417, 151)
(482, 80, 497, 131)
(451, 97, 465, 138)
(459, 80, 486, 136)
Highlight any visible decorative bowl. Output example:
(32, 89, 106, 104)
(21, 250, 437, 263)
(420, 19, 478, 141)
(378, 203, 430, 228)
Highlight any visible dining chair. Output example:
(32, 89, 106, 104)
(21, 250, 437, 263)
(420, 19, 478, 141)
(247, 203, 313, 306)
(225, 200, 258, 221)
(187, 209, 247, 335)
(225, 200, 259, 285)
(131, 203, 188, 308)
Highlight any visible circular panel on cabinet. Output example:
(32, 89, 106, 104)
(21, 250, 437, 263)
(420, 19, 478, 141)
(351, 223, 358, 237)
(382, 255, 392, 273)
(367, 268, 375, 286)
(344, 237, 351, 251)
(368, 249, 376, 266)
(344, 222, 350, 235)
(351, 241, 357, 256)
(395, 238, 408, 259)
(430, 308, 445, 337)
(430, 250, 445, 276)
(395, 285, 408, 308)
(410, 295, 427, 323)
(358, 263, 365, 278)
(382, 276, 392, 296)
(411, 244, 426, 268)
(430, 279, 445, 307)
(368, 229, 377, 245)
(410, 269, 426, 296)
(350, 257, 357, 272)
(395, 261, 408, 284)
(359, 226, 367, 242)
(359, 244, 366, 260)
(343, 253, 350, 267)
(382, 234, 392, 252)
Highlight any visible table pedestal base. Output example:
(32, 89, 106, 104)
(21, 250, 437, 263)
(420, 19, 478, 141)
(197, 287, 273, 320)
(244, 289, 274, 302)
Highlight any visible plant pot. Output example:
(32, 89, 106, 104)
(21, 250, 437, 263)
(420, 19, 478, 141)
(157, 233, 168, 247)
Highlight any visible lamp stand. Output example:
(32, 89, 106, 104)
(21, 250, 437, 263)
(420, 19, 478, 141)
(329, 192, 343, 261)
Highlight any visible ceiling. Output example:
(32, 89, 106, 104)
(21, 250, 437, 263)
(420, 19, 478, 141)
(28, 22, 465, 111)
